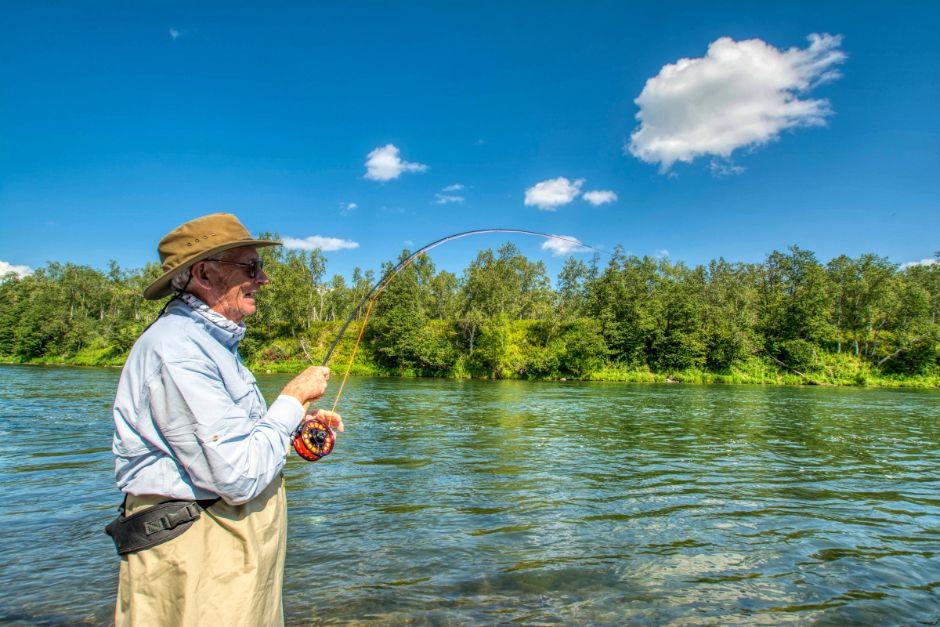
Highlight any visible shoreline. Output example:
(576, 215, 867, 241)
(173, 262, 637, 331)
(4, 358, 938, 389)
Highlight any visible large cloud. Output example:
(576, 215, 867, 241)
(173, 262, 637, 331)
(541, 235, 591, 257)
(524, 177, 585, 211)
(364, 144, 428, 181)
(628, 33, 846, 171)
(283, 236, 359, 252)
(0, 261, 32, 279)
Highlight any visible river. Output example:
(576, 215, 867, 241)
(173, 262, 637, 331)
(0, 364, 938, 625)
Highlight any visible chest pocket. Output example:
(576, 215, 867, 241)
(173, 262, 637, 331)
(223, 368, 264, 421)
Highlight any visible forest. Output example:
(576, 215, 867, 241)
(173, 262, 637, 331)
(1, 240, 938, 387)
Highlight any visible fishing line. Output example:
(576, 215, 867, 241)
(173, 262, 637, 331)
(292, 228, 610, 462)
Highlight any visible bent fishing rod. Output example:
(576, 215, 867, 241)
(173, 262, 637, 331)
(292, 228, 606, 462)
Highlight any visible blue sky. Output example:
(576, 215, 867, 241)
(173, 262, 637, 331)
(2, 1, 938, 282)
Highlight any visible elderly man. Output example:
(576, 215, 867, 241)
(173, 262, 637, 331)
(109, 213, 342, 626)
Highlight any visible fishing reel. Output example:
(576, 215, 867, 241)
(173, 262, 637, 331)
(292, 416, 336, 462)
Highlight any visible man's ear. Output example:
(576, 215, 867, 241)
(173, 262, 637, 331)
(191, 261, 212, 287)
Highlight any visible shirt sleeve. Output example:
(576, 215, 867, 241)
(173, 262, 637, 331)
(149, 359, 305, 505)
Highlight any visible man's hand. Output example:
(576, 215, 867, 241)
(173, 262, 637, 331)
(282, 366, 330, 407)
(308, 408, 344, 433)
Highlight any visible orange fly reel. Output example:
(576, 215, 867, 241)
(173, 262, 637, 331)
(292, 417, 336, 462)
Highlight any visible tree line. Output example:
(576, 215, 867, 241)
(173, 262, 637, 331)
(1, 241, 938, 384)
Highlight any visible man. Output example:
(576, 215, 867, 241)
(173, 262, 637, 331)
(110, 213, 342, 626)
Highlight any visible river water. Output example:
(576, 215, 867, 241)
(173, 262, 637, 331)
(0, 364, 938, 625)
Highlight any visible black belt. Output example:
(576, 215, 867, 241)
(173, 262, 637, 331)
(105, 496, 220, 556)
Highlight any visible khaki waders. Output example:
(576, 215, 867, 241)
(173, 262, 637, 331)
(115, 476, 287, 627)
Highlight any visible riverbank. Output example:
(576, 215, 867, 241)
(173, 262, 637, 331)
(5, 351, 939, 388)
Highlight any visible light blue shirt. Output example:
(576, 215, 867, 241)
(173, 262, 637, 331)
(112, 297, 305, 505)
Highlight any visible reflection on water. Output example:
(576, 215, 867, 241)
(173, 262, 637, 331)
(1, 365, 939, 624)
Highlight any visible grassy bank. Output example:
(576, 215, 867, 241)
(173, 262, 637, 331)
(6, 346, 938, 389)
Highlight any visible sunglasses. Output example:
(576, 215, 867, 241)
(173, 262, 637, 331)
(205, 258, 265, 278)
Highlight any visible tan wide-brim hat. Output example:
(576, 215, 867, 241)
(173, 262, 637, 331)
(143, 213, 281, 300)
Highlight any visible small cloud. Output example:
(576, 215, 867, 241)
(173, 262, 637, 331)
(169, 28, 182, 40)
(0, 261, 32, 279)
(541, 235, 591, 257)
(628, 33, 846, 172)
(582, 190, 618, 206)
(524, 177, 585, 211)
(435, 194, 464, 205)
(364, 144, 428, 182)
(283, 235, 359, 252)
(475, 138, 485, 145)
(434, 183, 466, 204)
(404, 240, 414, 247)
(654, 249, 670, 259)
(708, 160, 745, 177)
(340, 202, 358, 216)
(901, 258, 939, 270)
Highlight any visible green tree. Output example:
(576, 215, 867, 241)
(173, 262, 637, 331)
(703, 259, 760, 370)
(647, 261, 707, 371)
(583, 250, 657, 366)
(368, 252, 456, 373)
(760, 247, 833, 370)
(877, 271, 937, 373)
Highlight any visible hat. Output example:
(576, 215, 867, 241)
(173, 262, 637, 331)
(143, 213, 281, 300)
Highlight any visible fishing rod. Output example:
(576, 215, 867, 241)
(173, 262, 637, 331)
(292, 228, 606, 462)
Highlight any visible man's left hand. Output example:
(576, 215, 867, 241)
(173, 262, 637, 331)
(308, 408, 344, 433)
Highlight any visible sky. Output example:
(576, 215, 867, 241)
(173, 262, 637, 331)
(2, 1, 939, 282)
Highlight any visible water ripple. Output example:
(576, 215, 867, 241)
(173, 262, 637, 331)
(1, 366, 939, 624)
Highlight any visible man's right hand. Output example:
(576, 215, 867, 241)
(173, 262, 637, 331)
(282, 366, 330, 407)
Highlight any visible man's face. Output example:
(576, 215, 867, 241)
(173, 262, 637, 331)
(198, 246, 269, 323)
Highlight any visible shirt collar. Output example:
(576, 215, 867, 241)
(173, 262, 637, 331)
(173, 292, 247, 348)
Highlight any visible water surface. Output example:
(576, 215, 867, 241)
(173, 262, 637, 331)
(1, 365, 938, 624)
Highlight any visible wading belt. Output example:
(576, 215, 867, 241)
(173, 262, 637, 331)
(105, 496, 220, 556)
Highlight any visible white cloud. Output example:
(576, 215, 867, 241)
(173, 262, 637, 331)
(0, 261, 32, 279)
(582, 190, 618, 206)
(282, 235, 359, 252)
(541, 235, 591, 257)
(364, 144, 428, 181)
(524, 177, 585, 211)
(654, 249, 670, 259)
(708, 160, 745, 177)
(628, 33, 846, 171)
(901, 258, 939, 270)
(434, 184, 466, 204)
(169, 28, 181, 40)
(339, 202, 358, 216)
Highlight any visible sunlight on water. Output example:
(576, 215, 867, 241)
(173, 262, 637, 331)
(1, 365, 939, 624)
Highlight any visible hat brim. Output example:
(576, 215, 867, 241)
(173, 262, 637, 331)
(143, 238, 281, 300)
